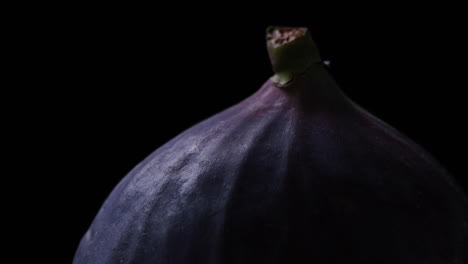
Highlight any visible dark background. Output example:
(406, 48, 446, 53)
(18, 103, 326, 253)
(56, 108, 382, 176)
(16, 4, 467, 263)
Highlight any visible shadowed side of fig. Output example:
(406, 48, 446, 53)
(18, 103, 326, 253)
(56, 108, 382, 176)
(74, 26, 468, 264)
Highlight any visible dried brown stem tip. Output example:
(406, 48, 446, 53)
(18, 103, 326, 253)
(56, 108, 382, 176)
(266, 26, 320, 85)
(266, 27, 307, 48)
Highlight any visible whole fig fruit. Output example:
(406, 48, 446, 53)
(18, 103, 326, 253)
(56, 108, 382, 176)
(74, 26, 468, 264)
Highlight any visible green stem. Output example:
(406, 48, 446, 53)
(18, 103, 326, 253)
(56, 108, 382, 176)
(266, 26, 322, 85)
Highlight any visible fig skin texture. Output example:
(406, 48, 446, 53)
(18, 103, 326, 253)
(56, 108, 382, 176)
(74, 28, 468, 264)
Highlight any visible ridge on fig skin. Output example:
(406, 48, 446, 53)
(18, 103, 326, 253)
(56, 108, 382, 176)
(74, 61, 468, 263)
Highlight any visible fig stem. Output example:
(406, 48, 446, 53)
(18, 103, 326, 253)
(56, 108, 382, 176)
(266, 26, 322, 85)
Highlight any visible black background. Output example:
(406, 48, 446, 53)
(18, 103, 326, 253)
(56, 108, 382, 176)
(15, 4, 467, 263)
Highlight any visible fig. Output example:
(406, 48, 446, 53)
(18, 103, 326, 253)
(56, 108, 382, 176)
(74, 26, 468, 264)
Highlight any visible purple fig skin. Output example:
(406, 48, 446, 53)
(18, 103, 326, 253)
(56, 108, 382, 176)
(74, 63, 468, 263)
